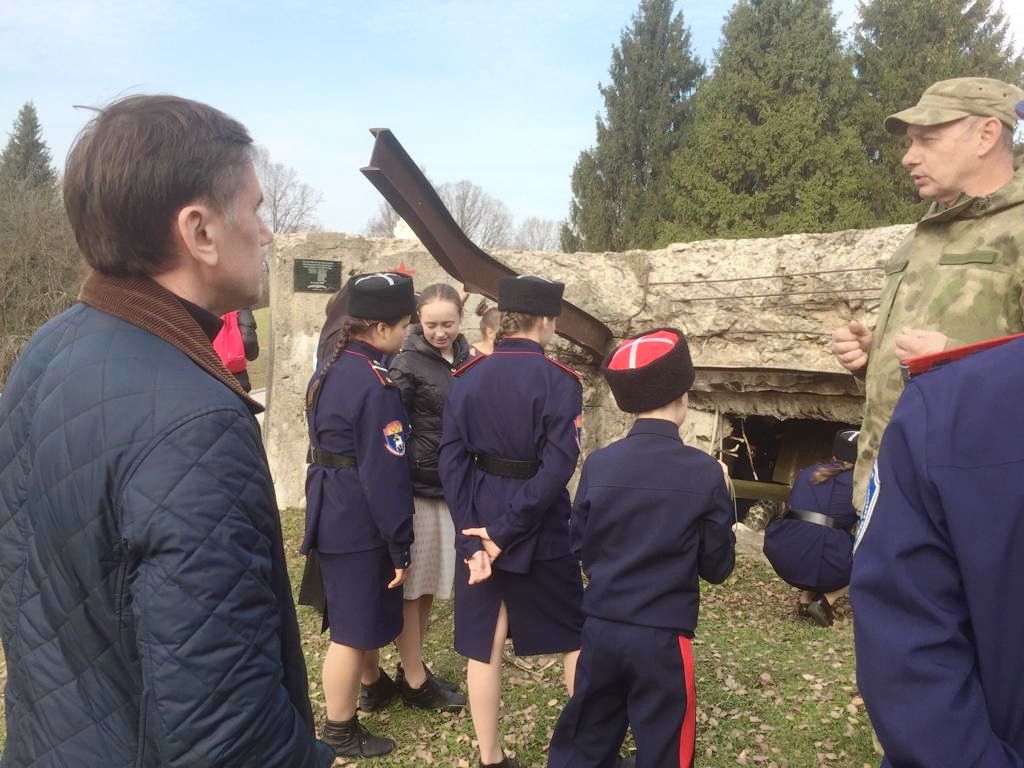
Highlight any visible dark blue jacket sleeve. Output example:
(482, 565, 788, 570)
(851, 385, 1024, 768)
(487, 381, 582, 550)
(356, 385, 415, 567)
(569, 462, 590, 563)
(697, 477, 736, 585)
(438, 396, 484, 561)
(123, 409, 334, 768)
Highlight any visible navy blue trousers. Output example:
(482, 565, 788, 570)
(548, 617, 696, 768)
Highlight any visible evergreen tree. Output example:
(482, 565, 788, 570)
(0, 102, 57, 191)
(853, 0, 1024, 223)
(659, 0, 877, 243)
(561, 0, 704, 252)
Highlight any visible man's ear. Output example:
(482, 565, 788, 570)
(175, 202, 219, 268)
(976, 117, 1005, 156)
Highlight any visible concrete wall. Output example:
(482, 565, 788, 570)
(264, 226, 910, 508)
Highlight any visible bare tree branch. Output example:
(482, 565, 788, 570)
(253, 146, 323, 234)
(364, 199, 401, 237)
(512, 216, 561, 251)
(437, 180, 513, 248)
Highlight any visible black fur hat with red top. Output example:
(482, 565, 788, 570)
(601, 328, 695, 413)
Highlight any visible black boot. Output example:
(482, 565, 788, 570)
(321, 715, 395, 758)
(358, 667, 399, 712)
(480, 754, 520, 768)
(806, 593, 834, 627)
(397, 661, 461, 693)
(401, 666, 467, 712)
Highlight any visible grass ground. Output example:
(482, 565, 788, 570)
(0, 510, 877, 765)
(280, 508, 878, 768)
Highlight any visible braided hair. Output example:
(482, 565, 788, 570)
(495, 311, 541, 343)
(305, 315, 393, 411)
(476, 299, 500, 335)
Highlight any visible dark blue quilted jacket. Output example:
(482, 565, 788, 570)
(0, 301, 334, 767)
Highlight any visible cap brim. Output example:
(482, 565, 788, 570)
(884, 106, 972, 134)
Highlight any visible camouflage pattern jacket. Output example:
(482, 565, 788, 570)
(854, 168, 1024, 509)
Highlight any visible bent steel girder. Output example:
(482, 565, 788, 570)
(360, 128, 612, 360)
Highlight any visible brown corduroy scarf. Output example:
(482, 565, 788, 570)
(78, 270, 264, 415)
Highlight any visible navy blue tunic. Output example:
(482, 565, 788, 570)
(571, 418, 736, 632)
(763, 466, 857, 593)
(548, 418, 735, 768)
(302, 340, 415, 648)
(439, 337, 584, 661)
(302, 340, 414, 565)
(439, 337, 583, 572)
(851, 337, 1024, 767)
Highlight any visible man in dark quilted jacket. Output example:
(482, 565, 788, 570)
(0, 95, 334, 767)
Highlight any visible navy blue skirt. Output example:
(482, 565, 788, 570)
(454, 555, 584, 662)
(763, 518, 853, 593)
(320, 548, 403, 649)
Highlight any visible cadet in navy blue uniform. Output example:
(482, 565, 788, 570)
(851, 334, 1024, 767)
(763, 430, 859, 627)
(439, 275, 585, 768)
(301, 272, 416, 758)
(547, 328, 736, 768)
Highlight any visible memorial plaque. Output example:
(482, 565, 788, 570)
(293, 258, 342, 293)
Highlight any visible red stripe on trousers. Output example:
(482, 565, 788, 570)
(678, 636, 696, 768)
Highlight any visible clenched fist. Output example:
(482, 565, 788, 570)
(831, 320, 872, 373)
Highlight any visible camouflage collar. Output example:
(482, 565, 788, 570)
(920, 168, 1024, 225)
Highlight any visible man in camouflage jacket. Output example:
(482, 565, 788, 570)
(831, 77, 1024, 510)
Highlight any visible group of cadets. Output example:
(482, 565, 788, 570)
(290, 77, 1024, 768)
(302, 271, 737, 767)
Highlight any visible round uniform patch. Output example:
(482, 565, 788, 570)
(853, 460, 880, 554)
(383, 420, 407, 457)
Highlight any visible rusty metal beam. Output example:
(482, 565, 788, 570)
(361, 128, 612, 361)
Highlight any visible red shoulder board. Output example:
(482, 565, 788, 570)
(453, 354, 487, 377)
(901, 332, 1024, 382)
(342, 348, 395, 386)
(545, 356, 584, 383)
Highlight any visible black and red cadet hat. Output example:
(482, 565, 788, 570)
(601, 328, 695, 414)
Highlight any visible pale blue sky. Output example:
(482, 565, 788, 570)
(2, 0, 1021, 234)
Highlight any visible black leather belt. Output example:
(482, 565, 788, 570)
(785, 508, 843, 529)
(412, 466, 442, 486)
(308, 447, 357, 469)
(472, 453, 540, 480)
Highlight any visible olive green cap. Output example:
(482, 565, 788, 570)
(885, 77, 1024, 135)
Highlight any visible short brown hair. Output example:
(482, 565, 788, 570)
(63, 94, 254, 277)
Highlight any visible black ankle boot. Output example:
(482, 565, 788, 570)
(400, 667, 467, 712)
(397, 661, 461, 693)
(480, 754, 520, 768)
(321, 715, 395, 757)
(358, 667, 398, 712)
(806, 593, 834, 627)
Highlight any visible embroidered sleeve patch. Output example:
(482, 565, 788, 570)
(853, 460, 880, 554)
(383, 420, 407, 457)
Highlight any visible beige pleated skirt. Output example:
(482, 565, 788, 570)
(405, 495, 456, 600)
